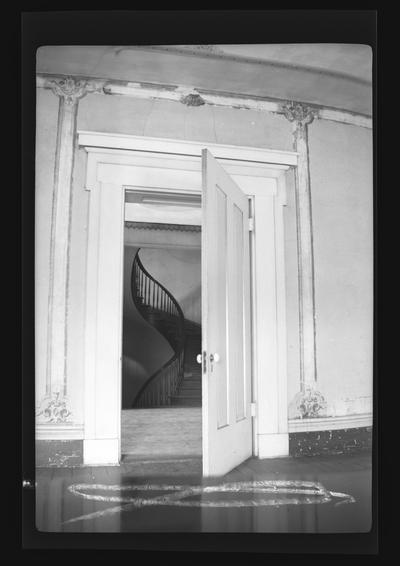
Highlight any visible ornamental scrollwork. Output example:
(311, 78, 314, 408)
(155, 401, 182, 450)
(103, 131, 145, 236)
(289, 386, 327, 419)
(36, 391, 72, 423)
(180, 93, 206, 107)
(48, 76, 104, 105)
(281, 101, 316, 127)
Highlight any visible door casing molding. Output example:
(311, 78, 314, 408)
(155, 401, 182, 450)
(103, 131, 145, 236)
(79, 131, 296, 465)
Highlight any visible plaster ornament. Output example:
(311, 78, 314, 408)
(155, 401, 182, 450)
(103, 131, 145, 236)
(48, 76, 104, 105)
(289, 386, 328, 419)
(36, 391, 72, 423)
(281, 101, 317, 126)
(180, 93, 206, 107)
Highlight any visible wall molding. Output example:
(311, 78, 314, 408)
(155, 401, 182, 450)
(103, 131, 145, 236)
(288, 413, 373, 433)
(36, 423, 84, 440)
(37, 73, 372, 130)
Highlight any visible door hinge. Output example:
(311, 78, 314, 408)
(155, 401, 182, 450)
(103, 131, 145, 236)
(248, 217, 254, 232)
(250, 402, 257, 417)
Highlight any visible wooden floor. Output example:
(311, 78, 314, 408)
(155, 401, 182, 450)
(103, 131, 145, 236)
(35, 452, 372, 534)
(121, 408, 202, 459)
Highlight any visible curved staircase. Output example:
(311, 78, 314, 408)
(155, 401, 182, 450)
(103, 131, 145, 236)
(131, 249, 202, 408)
(170, 320, 202, 407)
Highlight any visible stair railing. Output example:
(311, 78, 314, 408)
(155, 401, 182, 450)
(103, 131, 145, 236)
(131, 249, 186, 408)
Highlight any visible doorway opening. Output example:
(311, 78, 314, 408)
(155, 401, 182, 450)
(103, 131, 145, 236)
(121, 192, 202, 465)
(80, 136, 292, 471)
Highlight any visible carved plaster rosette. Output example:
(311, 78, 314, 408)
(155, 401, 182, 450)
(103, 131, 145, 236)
(47, 76, 104, 105)
(289, 386, 328, 419)
(180, 93, 206, 106)
(281, 101, 316, 126)
(36, 391, 72, 423)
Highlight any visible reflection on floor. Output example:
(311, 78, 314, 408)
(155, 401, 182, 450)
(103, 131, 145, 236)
(36, 452, 372, 533)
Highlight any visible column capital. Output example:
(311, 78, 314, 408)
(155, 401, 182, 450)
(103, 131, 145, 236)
(47, 76, 104, 105)
(281, 101, 317, 128)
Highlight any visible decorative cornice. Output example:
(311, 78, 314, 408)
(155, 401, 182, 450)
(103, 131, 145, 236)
(281, 101, 317, 127)
(37, 73, 372, 129)
(125, 221, 201, 233)
(47, 76, 104, 105)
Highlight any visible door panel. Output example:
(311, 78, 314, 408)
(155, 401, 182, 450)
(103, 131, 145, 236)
(202, 149, 252, 477)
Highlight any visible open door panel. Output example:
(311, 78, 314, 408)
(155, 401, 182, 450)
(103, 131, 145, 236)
(201, 149, 253, 477)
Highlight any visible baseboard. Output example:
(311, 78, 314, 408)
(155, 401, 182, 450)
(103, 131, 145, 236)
(288, 413, 373, 433)
(36, 423, 84, 440)
(83, 438, 120, 465)
(36, 440, 83, 467)
(289, 426, 372, 457)
(257, 433, 289, 458)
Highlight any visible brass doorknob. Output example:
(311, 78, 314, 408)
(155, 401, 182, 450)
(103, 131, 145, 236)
(209, 353, 220, 363)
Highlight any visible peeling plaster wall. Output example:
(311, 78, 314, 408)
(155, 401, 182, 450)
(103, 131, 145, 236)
(283, 168, 301, 406)
(308, 120, 373, 417)
(77, 93, 294, 150)
(65, 147, 89, 424)
(35, 86, 372, 441)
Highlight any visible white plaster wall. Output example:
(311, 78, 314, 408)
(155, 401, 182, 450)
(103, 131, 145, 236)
(65, 147, 89, 423)
(35, 85, 372, 437)
(77, 93, 294, 150)
(308, 120, 373, 416)
(283, 168, 301, 405)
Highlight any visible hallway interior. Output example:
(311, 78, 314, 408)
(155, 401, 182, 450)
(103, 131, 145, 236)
(121, 407, 202, 460)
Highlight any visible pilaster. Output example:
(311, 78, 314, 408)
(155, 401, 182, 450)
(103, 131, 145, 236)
(36, 77, 103, 425)
(282, 102, 327, 418)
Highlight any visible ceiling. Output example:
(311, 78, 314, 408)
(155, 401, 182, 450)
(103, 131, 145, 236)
(37, 44, 372, 115)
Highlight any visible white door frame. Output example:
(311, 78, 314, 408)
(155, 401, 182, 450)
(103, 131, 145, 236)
(79, 131, 297, 465)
